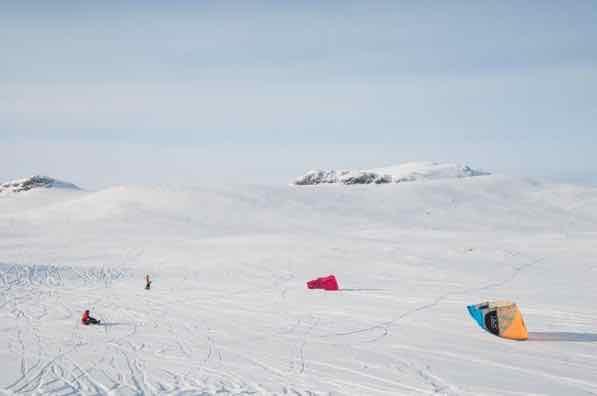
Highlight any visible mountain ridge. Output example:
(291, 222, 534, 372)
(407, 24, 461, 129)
(0, 175, 81, 193)
(294, 161, 490, 185)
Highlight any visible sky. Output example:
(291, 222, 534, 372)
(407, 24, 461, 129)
(1, 1, 596, 188)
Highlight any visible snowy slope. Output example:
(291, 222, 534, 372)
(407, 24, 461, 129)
(0, 174, 596, 395)
(294, 162, 489, 185)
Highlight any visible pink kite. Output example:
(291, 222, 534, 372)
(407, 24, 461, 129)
(307, 275, 339, 291)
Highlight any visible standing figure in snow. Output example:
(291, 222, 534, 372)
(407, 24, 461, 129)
(145, 274, 152, 290)
(81, 309, 100, 325)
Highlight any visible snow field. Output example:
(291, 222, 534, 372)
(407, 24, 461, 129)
(0, 175, 596, 395)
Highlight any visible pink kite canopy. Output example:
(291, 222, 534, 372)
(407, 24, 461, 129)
(307, 275, 339, 291)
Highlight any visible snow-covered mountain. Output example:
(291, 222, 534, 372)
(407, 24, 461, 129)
(294, 161, 490, 185)
(0, 175, 80, 193)
(294, 169, 393, 185)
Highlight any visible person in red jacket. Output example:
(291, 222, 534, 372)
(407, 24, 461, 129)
(81, 309, 100, 325)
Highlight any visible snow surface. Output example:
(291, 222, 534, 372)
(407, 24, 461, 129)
(1, 174, 596, 395)
(294, 162, 489, 185)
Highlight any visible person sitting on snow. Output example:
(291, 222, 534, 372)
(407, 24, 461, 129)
(81, 309, 100, 325)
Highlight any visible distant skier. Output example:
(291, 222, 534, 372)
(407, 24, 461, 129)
(81, 309, 100, 325)
(145, 274, 152, 290)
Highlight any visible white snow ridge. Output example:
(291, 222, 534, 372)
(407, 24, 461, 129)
(0, 175, 80, 193)
(294, 161, 490, 185)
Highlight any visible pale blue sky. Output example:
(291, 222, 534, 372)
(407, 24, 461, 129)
(1, 1, 596, 187)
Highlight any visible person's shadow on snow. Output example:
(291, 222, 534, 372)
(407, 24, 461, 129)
(527, 332, 597, 342)
(97, 322, 133, 327)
